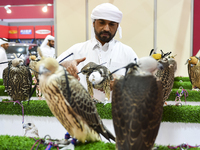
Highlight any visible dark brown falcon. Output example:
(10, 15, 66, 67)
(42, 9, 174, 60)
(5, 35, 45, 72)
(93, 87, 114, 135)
(112, 56, 163, 150)
(3, 57, 32, 101)
(37, 57, 115, 143)
(186, 56, 200, 90)
(81, 62, 113, 101)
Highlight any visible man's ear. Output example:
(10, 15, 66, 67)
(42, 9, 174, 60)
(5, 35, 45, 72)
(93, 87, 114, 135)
(93, 21, 95, 27)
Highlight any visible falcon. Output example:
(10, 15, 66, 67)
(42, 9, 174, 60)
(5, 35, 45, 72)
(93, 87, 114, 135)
(112, 56, 163, 150)
(81, 62, 113, 102)
(186, 56, 200, 90)
(36, 57, 115, 146)
(155, 57, 177, 104)
(3, 55, 32, 102)
(29, 55, 39, 80)
(150, 49, 177, 104)
(23, 122, 39, 137)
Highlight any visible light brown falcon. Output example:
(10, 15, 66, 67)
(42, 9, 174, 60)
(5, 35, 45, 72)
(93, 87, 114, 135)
(37, 57, 115, 143)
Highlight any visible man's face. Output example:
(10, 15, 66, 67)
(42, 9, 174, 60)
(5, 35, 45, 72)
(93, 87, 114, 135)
(93, 19, 118, 45)
(1, 43, 9, 50)
(48, 40, 54, 48)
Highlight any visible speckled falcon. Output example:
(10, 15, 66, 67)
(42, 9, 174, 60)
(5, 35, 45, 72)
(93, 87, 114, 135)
(155, 57, 177, 104)
(29, 55, 39, 80)
(81, 62, 113, 101)
(112, 56, 163, 150)
(186, 56, 200, 90)
(3, 56, 32, 101)
(150, 49, 177, 104)
(36, 57, 115, 143)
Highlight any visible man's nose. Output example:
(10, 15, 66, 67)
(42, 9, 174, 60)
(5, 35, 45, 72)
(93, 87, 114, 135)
(103, 24, 110, 31)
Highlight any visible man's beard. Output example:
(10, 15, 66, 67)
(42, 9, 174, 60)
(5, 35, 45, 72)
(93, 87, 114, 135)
(94, 29, 116, 43)
(49, 43, 54, 48)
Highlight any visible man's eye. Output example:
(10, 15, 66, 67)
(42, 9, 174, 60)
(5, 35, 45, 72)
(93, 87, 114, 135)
(109, 23, 115, 26)
(99, 22, 104, 24)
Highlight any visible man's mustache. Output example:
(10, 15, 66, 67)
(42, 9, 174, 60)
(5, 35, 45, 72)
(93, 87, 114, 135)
(100, 31, 111, 36)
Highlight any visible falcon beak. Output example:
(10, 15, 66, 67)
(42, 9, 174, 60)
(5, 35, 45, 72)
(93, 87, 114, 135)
(39, 65, 50, 75)
(23, 124, 27, 129)
(92, 81, 95, 88)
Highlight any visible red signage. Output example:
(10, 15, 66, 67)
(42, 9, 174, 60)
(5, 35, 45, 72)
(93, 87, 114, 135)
(18, 26, 34, 39)
(8, 26, 18, 39)
(0, 25, 9, 38)
(35, 25, 51, 39)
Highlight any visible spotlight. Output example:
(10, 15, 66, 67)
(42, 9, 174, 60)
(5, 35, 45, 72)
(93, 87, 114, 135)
(42, 5, 47, 12)
(4, 5, 11, 14)
(47, 3, 52, 6)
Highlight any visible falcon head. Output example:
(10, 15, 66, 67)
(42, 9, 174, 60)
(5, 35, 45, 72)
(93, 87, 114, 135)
(138, 56, 163, 75)
(23, 123, 35, 130)
(37, 57, 59, 75)
(88, 71, 104, 85)
(186, 56, 199, 65)
(12, 58, 24, 67)
(81, 62, 99, 75)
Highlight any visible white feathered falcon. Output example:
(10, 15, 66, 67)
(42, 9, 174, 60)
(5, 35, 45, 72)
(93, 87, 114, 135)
(37, 57, 115, 143)
(112, 56, 163, 150)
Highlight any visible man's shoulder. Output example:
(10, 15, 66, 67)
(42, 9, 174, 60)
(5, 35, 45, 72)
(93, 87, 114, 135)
(114, 40, 133, 51)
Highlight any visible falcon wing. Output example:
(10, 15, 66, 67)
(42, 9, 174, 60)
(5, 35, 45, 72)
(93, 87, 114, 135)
(112, 75, 163, 150)
(58, 70, 115, 141)
(3, 65, 32, 101)
(155, 60, 175, 102)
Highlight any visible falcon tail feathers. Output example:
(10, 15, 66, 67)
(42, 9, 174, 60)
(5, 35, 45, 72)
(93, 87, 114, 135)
(100, 125, 115, 142)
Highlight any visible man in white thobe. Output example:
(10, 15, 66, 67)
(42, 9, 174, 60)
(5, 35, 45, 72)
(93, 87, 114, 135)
(38, 35, 55, 58)
(0, 39, 9, 79)
(57, 3, 138, 102)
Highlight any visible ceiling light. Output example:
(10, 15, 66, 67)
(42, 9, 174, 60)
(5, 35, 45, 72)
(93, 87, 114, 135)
(47, 3, 52, 6)
(4, 5, 11, 14)
(42, 5, 47, 12)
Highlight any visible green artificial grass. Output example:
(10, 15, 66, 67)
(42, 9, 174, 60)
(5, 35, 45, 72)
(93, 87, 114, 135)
(162, 105, 200, 123)
(1, 135, 200, 150)
(0, 79, 3, 86)
(1, 100, 200, 123)
(166, 88, 200, 102)
(174, 77, 190, 82)
(0, 100, 53, 117)
(0, 135, 115, 150)
(173, 81, 192, 89)
(0, 86, 8, 96)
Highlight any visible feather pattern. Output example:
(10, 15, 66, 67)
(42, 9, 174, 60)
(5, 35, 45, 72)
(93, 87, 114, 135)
(155, 58, 177, 103)
(38, 58, 115, 143)
(112, 63, 163, 150)
(3, 62, 32, 101)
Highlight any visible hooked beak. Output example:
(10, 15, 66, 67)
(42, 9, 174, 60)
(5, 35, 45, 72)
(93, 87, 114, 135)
(39, 65, 50, 74)
(185, 59, 191, 65)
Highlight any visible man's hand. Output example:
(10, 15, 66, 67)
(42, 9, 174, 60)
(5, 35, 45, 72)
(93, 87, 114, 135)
(61, 57, 86, 80)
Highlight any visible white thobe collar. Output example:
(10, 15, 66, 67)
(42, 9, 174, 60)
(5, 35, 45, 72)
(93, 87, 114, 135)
(91, 37, 115, 52)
